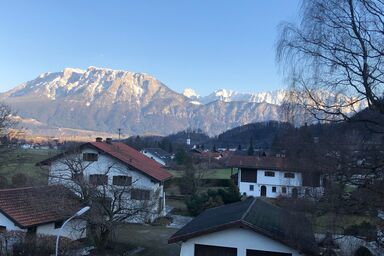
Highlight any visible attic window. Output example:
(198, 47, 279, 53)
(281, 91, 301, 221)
(264, 171, 275, 177)
(83, 153, 98, 162)
(89, 174, 108, 185)
(0, 226, 5, 232)
(113, 176, 132, 186)
(284, 172, 295, 178)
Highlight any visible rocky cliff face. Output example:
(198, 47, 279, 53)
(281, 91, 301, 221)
(0, 67, 287, 136)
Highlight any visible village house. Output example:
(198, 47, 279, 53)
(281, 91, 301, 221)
(141, 147, 173, 167)
(38, 137, 173, 223)
(169, 198, 318, 256)
(227, 156, 324, 198)
(0, 185, 86, 240)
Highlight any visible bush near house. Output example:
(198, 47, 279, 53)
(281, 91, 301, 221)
(186, 181, 241, 216)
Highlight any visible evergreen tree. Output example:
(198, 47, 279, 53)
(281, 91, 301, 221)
(247, 137, 254, 156)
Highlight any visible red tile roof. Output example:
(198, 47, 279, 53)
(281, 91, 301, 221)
(0, 185, 82, 228)
(226, 155, 287, 169)
(88, 142, 172, 182)
(226, 155, 311, 172)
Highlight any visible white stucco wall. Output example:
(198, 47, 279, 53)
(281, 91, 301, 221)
(36, 219, 87, 240)
(179, 228, 303, 256)
(0, 212, 86, 240)
(238, 168, 309, 198)
(0, 212, 25, 232)
(48, 146, 165, 222)
(49, 149, 161, 193)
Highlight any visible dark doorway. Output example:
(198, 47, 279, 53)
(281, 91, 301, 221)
(195, 244, 237, 256)
(247, 249, 292, 256)
(260, 185, 267, 197)
(292, 188, 298, 198)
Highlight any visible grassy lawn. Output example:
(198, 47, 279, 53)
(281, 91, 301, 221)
(310, 213, 377, 234)
(114, 224, 180, 256)
(0, 148, 58, 185)
(168, 168, 234, 179)
(167, 199, 190, 216)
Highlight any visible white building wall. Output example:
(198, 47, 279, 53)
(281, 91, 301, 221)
(0, 213, 86, 240)
(36, 219, 87, 240)
(0, 212, 25, 232)
(238, 168, 308, 198)
(49, 149, 160, 193)
(48, 147, 165, 222)
(179, 228, 303, 256)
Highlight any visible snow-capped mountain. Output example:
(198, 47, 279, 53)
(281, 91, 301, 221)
(0, 66, 359, 137)
(183, 88, 287, 105)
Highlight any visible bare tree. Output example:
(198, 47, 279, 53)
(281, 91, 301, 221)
(0, 103, 18, 172)
(46, 150, 161, 250)
(277, 0, 384, 124)
(0, 103, 15, 135)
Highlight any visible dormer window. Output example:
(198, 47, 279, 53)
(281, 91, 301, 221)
(83, 153, 98, 161)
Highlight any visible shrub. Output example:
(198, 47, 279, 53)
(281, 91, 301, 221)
(0, 175, 8, 189)
(186, 190, 223, 216)
(354, 246, 372, 256)
(12, 173, 28, 187)
(218, 180, 241, 204)
(344, 221, 376, 241)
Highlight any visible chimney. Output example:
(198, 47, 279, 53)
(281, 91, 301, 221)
(105, 138, 113, 144)
(95, 137, 102, 142)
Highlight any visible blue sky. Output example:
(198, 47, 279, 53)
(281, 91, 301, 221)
(0, 0, 300, 95)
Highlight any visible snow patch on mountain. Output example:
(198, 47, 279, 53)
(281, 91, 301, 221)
(182, 88, 289, 105)
(183, 88, 199, 99)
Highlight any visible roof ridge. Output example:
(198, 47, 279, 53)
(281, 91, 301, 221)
(203, 198, 252, 213)
(241, 197, 257, 220)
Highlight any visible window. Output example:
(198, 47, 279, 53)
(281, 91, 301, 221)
(113, 176, 132, 186)
(54, 221, 63, 229)
(195, 244, 237, 256)
(249, 185, 254, 191)
(241, 169, 257, 182)
(131, 189, 150, 200)
(284, 172, 295, 178)
(272, 186, 276, 193)
(89, 174, 108, 185)
(0, 226, 6, 233)
(83, 153, 98, 161)
(264, 171, 275, 177)
(282, 187, 287, 194)
(247, 249, 292, 256)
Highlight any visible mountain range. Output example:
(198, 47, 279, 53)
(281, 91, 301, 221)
(0, 66, 352, 138)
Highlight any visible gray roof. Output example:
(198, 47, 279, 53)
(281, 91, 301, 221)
(169, 198, 318, 255)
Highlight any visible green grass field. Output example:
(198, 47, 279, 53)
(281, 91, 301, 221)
(0, 148, 59, 186)
(114, 224, 180, 256)
(168, 168, 235, 179)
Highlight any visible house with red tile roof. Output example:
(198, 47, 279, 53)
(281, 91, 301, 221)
(0, 185, 86, 240)
(38, 137, 173, 223)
